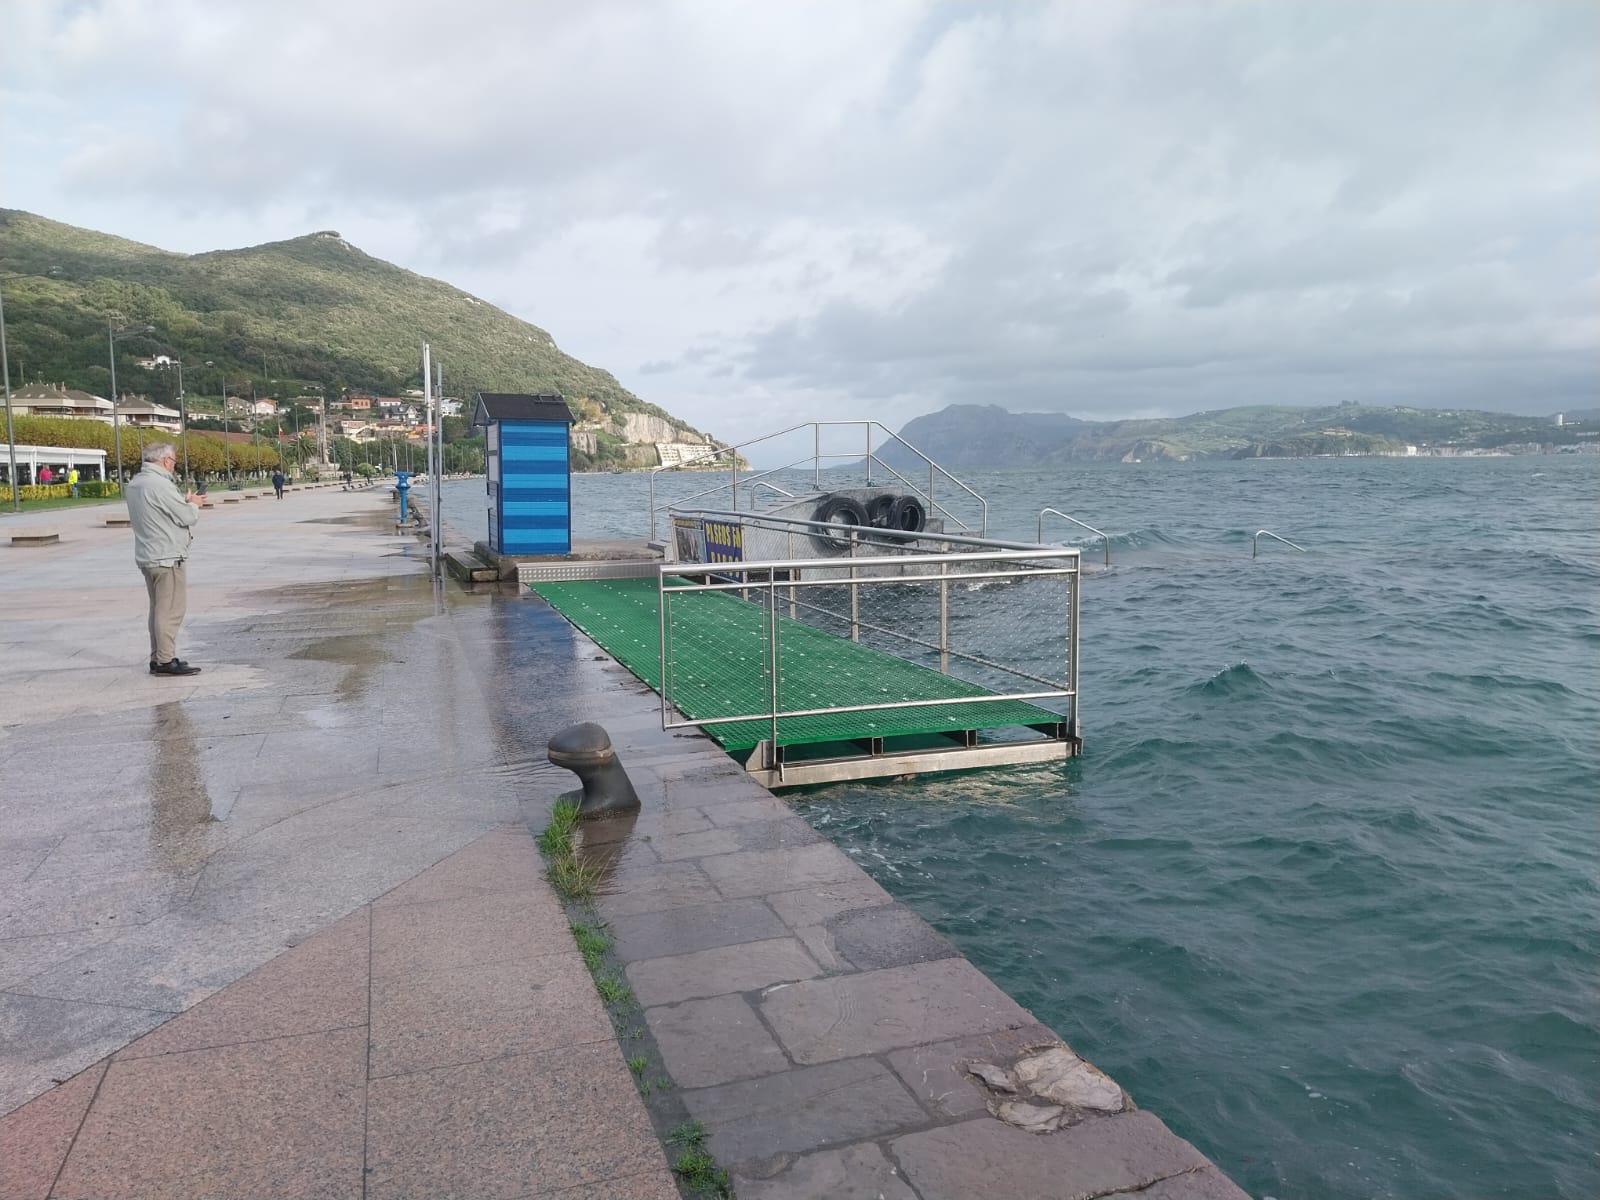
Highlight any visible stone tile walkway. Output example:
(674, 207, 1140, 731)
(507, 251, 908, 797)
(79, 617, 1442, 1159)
(2, 827, 673, 1199)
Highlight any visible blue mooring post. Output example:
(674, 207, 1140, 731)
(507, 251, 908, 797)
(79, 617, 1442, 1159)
(394, 470, 413, 523)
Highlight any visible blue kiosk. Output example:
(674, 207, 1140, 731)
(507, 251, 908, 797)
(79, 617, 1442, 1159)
(474, 392, 576, 555)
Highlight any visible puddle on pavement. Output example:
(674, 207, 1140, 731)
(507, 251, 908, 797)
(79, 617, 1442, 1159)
(149, 702, 222, 872)
(572, 808, 652, 887)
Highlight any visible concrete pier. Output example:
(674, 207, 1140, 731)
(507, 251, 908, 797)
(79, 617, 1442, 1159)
(0, 488, 1245, 1198)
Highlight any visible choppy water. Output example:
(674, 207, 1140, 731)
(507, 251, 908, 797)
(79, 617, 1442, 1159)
(444, 457, 1600, 1199)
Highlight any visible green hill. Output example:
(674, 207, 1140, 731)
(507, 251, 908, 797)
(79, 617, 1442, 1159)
(891, 402, 1582, 466)
(0, 209, 712, 461)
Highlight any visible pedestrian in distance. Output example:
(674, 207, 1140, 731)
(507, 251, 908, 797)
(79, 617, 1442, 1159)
(38, 465, 53, 485)
(68, 467, 80, 497)
(272, 468, 285, 499)
(125, 442, 203, 676)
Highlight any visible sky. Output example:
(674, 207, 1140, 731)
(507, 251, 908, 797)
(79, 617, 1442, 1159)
(2, 0, 1596, 445)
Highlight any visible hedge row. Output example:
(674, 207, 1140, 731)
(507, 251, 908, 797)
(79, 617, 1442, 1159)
(6, 481, 122, 501)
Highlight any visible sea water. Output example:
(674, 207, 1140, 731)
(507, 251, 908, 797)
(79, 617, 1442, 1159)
(442, 456, 1599, 1199)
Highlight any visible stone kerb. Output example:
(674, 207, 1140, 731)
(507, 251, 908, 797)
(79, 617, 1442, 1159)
(560, 752, 1248, 1200)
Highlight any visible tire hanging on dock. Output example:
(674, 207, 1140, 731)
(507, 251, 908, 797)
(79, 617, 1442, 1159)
(810, 493, 870, 555)
(887, 494, 927, 537)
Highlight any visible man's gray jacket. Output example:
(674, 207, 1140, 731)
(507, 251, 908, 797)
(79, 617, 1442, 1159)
(125, 462, 199, 568)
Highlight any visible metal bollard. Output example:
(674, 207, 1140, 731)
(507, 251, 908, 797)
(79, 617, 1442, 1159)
(546, 723, 640, 818)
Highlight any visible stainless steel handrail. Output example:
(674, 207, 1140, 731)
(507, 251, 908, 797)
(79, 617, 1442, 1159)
(677, 507, 1065, 557)
(658, 546, 1078, 770)
(1038, 508, 1111, 567)
(1253, 529, 1307, 558)
(648, 420, 988, 539)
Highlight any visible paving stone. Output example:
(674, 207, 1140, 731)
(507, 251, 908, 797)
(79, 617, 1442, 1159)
(729, 818, 825, 852)
(639, 827, 745, 861)
(644, 993, 789, 1087)
(763, 877, 896, 928)
(1139, 1164, 1255, 1199)
(762, 958, 1035, 1064)
(824, 902, 960, 971)
(370, 888, 572, 978)
(0, 994, 169, 1117)
(114, 908, 371, 1059)
(51, 1027, 368, 1200)
(628, 936, 821, 1006)
(699, 842, 863, 899)
(605, 896, 788, 962)
(0, 1060, 106, 1200)
(702, 797, 797, 827)
(683, 1056, 928, 1167)
(369, 950, 611, 1078)
(891, 1111, 1211, 1200)
(366, 1042, 667, 1199)
(884, 1024, 1065, 1119)
(732, 1142, 920, 1200)
(0, 927, 119, 992)
(591, 859, 727, 918)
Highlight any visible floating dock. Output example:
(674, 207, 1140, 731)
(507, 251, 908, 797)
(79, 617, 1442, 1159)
(532, 576, 1077, 787)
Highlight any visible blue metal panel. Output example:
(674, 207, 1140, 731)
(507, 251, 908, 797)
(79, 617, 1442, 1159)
(490, 418, 571, 554)
(501, 443, 567, 462)
(503, 501, 571, 518)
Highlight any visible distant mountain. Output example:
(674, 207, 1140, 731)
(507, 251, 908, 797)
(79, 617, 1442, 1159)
(0, 210, 712, 466)
(890, 402, 1583, 466)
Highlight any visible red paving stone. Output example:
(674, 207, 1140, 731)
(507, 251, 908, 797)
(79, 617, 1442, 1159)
(0, 830, 675, 1199)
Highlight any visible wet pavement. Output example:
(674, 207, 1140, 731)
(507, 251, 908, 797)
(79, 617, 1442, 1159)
(0, 487, 1246, 1199)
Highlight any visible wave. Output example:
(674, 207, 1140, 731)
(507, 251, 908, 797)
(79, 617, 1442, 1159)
(1185, 661, 1272, 698)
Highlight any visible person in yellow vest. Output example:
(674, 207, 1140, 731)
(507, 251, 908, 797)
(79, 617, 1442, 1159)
(68, 467, 80, 498)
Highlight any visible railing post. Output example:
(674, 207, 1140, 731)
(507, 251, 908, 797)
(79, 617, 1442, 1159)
(939, 551, 950, 674)
(767, 578, 780, 772)
(787, 531, 798, 619)
(1067, 561, 1080, 740)
(849, 533, 860, 642)
(658, 572, 671, 728)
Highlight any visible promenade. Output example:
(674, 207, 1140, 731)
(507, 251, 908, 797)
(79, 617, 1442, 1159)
(0, 484, 1245, 1199)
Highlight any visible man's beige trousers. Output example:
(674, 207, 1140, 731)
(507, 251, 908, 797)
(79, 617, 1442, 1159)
(141, 560, 188, 664)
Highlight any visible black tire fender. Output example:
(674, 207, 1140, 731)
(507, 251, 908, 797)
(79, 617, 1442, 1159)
(810, 493, 870, 554)
(864, 492, 898, 528)
(889, 494, 927, 534)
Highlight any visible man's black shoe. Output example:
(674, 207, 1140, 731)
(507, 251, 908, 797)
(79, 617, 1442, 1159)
(150, 659, 202, 676)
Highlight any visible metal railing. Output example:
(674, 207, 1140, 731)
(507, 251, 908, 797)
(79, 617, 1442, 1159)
(1253, 529, 1307, 559)
(657, 538, 1079, 773)
(1038, 508, 1111, 567)
(648, 420, 988, 541)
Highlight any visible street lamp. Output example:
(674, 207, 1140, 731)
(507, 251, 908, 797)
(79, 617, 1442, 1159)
(1, 277, 17, 512)
(171, 358, 189, 480)
(107, 321, 154, 486)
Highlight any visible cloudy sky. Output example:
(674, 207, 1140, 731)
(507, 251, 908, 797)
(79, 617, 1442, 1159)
(3, 0, 1596, 443)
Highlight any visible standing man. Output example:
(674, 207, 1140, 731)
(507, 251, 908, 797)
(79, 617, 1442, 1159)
(125, 443, 202, 676)
(271, 466, 285, 499)
(67, 466, 79, 498)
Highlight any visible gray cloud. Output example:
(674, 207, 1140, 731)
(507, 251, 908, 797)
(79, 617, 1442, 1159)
(1, 0, 1595, 442)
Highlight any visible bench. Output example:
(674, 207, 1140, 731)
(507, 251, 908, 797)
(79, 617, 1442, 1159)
(11, 532, 60, 546)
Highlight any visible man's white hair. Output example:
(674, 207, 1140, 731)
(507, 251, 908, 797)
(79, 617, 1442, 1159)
(141, 443, 176, 464)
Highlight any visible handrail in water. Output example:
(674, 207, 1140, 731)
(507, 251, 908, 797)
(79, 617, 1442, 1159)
(1038, 508, 1111, 567)
(1253, 530, 1307, 559)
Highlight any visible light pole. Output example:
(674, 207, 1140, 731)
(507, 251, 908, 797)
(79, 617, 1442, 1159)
(1, 277, 17, 511)
(107, 321, 153, 486)
(173, 358, 189, 480)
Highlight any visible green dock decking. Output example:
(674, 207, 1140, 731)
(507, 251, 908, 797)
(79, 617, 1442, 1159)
(530, 577, 1067, 754)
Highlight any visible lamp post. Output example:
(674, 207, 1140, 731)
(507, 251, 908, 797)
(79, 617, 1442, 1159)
(107, 321, 154, 486)
(173, 358, 189, 481)
(1, 277, 17, 511)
